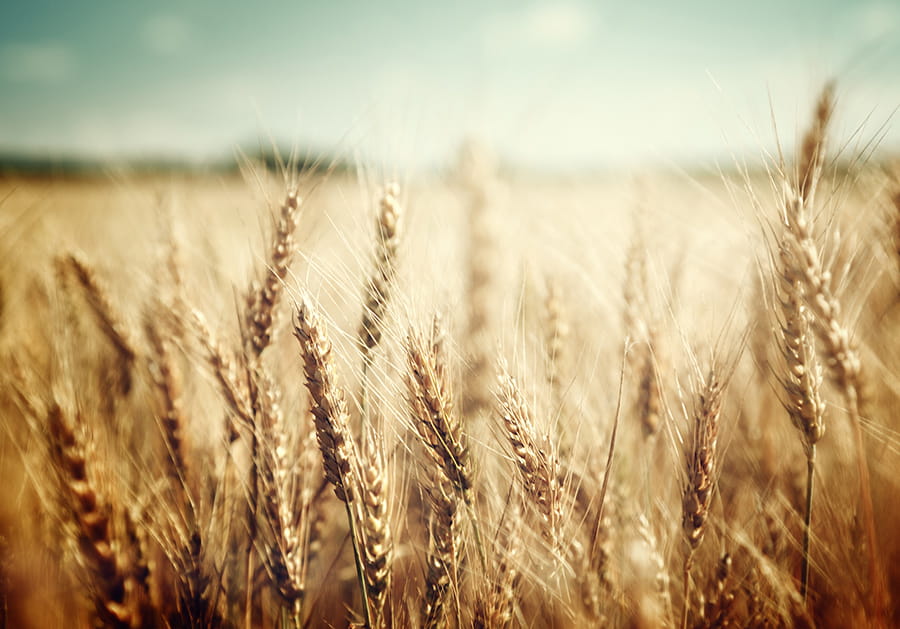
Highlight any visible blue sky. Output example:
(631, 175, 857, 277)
(1, 1, 898, 169)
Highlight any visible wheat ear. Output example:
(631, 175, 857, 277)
(681, 369, 723, 629)
(781, 83, 886, 622)
(543, 279, 569, 408)
(292, 294, 372, 628)
(188, 307, 253, 440)
(246, 189, 303, 357)
(144, 311, 192, 498)
(359, 427, 393, 628)
(495, 361, 562, 548)
(774, 238, 825, 603)
(797, 82, 834, 203)
(47, 402, 136, 628)
(359, 181, 402, 361)
(422, 477, 460, 629)
(358, 182, 403, 440)
(460, 151, 495, 421)
(62, 253, 137, 395)
(405, 325, 487, 570)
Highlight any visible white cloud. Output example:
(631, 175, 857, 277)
(482, 3, 595, 54)
(1, 42, 74, 82)
(523, 3, 593, 46)
(142, 14, 191, 55)
(853, 2, 900, 41)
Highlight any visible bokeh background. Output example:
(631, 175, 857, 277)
(1, 0, 899, 171)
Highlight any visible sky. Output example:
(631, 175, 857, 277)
(1, 0, 898, 170)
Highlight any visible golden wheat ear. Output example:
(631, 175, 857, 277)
(796, 81, 834, 203)
(494, 360, 562, 549)
(405, 319, 488, 573)
(421, 477, 460, 629)
(245, 189, 303, 358)
(292, 293, 378, 627)
(773, 236, 825, 603)
(680, 367, 725, 629)
(778, 82, 886, 623)
(47, 402, 138, 628)
(60, 253, 137, 395)
(359, 181, 402, 361)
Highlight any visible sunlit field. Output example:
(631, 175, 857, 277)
(1, 84, 899, 629)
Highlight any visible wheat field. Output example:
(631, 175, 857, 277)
(1, 86, 899, 628)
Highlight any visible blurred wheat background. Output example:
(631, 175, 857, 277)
(1, 2, 900, 629)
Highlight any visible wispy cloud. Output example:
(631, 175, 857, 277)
(142, 14, 191, 55)
(482, 3, 596, 54)
(1, 42, 75, 83)
(853, 1, 900, 41)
